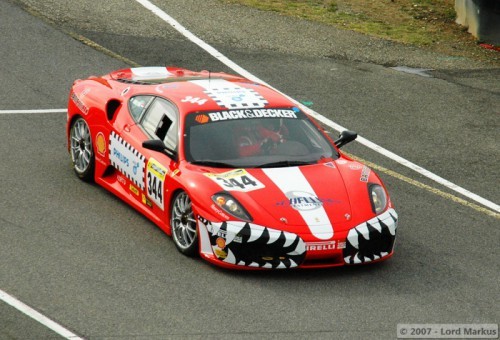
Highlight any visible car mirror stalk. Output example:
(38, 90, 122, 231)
(142, 139, 177, 159)
(334, 130, 358, 148)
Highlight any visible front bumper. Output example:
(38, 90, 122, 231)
(197, 208, 398, 269)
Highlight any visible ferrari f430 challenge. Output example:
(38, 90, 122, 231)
(67, 66, 398, 269)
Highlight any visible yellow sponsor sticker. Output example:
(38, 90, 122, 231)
(147, 158, 168, 180)
(141, 194, 153, 208)
(214, 248, 227, 259)
(129, 184, 139, 196)
(170, 169, 180, 177)
(205, 169, 246, 180)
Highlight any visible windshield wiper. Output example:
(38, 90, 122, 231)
(255, 160, 315, 168)
(190, 160, 235, 168)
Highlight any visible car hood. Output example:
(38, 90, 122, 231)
(246, 163, 351, 225)
(196, 160, 372, 239)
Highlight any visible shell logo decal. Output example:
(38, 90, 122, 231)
(96, 132, 106, 156)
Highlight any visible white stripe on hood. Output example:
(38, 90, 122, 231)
(263, 167, 333, 240)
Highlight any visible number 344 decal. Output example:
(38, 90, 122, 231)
(146, 158, 168, 210)
(205, 169, 265, 192)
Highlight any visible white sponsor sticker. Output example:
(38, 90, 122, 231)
(131, 67, 173, 81)
(305, 241, 336, 251)
(109, 132, 145, 190)
(191, 79, 268, 109)
(360, 165, 371, 182)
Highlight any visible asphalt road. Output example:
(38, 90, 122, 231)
(1, 0, 499, 339)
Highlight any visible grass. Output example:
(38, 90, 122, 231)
(220, 0, 499, 64)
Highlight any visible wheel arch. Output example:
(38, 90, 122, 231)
(67, 113, 83, 151)
(68, 115, 95, 182)
(168, 188, 199, 256)
(166, 188, 187, 234)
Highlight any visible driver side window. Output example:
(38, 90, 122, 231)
(141, 98, 179, 150)
(129, 95, 154, 121)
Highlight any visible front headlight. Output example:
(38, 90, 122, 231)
(368, 184, 387, 214)
(212, 192, 252, 221)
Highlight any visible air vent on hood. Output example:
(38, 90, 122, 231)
(115, 78, 156, 85)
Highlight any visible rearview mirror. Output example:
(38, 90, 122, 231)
(334, 130, 357, 148)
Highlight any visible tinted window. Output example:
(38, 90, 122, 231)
(129, 95, 154, 121)
(184, 108, 338, 168)
(141, 98, 178, 150)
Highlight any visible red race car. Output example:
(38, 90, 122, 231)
(67, 66, 398, 269)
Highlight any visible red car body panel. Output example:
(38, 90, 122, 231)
(67, 67, 398, 269)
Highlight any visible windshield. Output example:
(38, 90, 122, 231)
(184, 107, 338, 168)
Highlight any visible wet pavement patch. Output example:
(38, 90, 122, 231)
(390, 66, 434, 77)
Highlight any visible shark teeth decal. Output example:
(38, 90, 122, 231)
(343, 209, 398, 264)
(199, 218, 306, 269)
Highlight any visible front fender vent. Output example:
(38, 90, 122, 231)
(106, 99, 121, 121)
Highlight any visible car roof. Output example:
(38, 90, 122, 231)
(106, 67, 295, 114)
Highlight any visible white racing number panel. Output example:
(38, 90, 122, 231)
(109, 131, 146, 190)
(191, 79, 268, 109)
(146, 158, 168, 210)
(205, 169, 265, 192)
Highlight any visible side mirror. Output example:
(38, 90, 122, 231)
(334, 130, 357, 148)
(142, 139, 177, 159)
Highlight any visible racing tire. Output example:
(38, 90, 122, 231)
(69, 117, 95, 182)
(170, 191, 199, 257)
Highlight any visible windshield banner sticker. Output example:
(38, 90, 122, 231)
(195, 108, 298, 123)
(205, 169, 265, 192)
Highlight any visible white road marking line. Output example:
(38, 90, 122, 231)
(134, 0, 500, 213)
(0, 109, 66, 114)
(307, 111, 500, 214)
(0, 289, 83, 339)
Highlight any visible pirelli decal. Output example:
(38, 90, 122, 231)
(109, 131, 146, 190)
